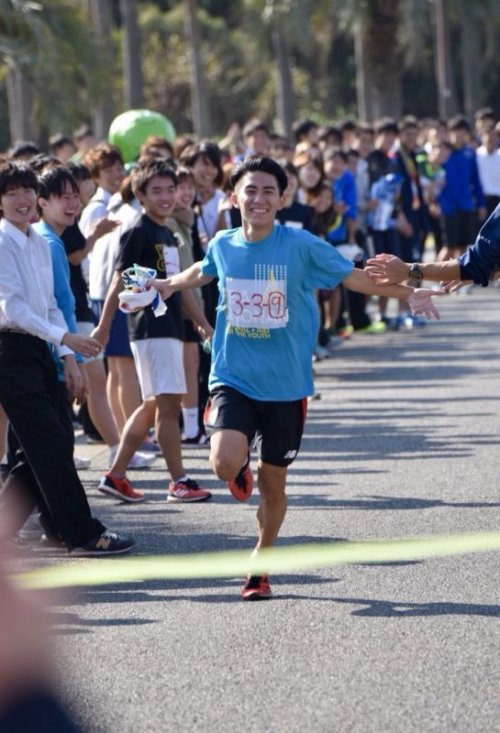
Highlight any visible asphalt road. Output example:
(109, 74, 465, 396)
(34, 289, 500, 732)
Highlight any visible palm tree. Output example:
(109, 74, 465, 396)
(0, 0, 106, 146)
(86, 0, 115, 140)
(120, 0, 144, 110)
(265, 0, 295, 137)
(433, 0, 457, 119)
(0, 0, 39, 141)
(184, 0, 212, 137)
(353, 0, 403, 120)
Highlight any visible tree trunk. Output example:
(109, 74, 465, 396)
(359, 0, 403, 120)
(433, 0, 458, 119)
(353, 16, 373, 123)
(5, 62, 35, 144)
(459, 3, 481, 119)
(87, 0, 115, 141)
(272, 17, 295, 139)
(184, 0, 211, 138)
(120, 0, 144, 110)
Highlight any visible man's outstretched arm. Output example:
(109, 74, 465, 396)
(364, 254, 460, 285)
(343, 267, 444, 320)
(151, 261, 214, 301)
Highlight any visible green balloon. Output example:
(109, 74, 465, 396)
(108, 109, 176, 163)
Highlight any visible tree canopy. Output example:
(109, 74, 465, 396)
(0, 0, 499, 150)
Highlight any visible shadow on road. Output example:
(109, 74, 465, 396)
(287, 493, 500, 510)
(331, 597, 500, 617)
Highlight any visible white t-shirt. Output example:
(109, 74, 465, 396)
(88, 198, 142, 301)
(196, 189, 225, 251)
(476, 146, 500, 197)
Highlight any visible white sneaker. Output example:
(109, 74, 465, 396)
(127, 451, 157, 469)
(74, 455, 91, 470)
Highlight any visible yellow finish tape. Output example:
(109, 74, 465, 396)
(15, 530, 500, 590)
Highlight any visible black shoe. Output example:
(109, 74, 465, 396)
(70, 531, 134, 557)
(181, 432, 208, 446)
(39, 533, 66, 550)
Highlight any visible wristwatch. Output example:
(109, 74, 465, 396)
(408, 263, 423, 286)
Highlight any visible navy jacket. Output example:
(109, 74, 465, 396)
(459, 203, 500, 285)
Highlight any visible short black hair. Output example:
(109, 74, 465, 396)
(66, 161, 92, 183)
(270, 134, 293, 151)
(230, 156, 288, 195)
(242, 118, 269, 138)
(448, 114, 471, 132)
(29, 154, 62, 174)
(0, 160, 38, 200)
(131, 159, 178, 195)
(323, 146, 348, 164)
(340, 118, 358, 133)
(38, 166, 79, 199)
(318, 125, 342, 146)
(7, 140, 40, 160)
(474, 107, 494, 122)
(49, 133, 74, 152)
(179, 140, 223, 186)
(292, 118, 319, 143)
(374, 117, 399, 135)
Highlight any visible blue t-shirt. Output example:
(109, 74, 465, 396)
(35, 220, 82, 379)
(328, 170, 357, 244)
(35, 220, 78, 334)
(200, 223, 354, 400)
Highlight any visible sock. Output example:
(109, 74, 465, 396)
(173, 474, 188, 485)
(182, 407, 199, 439)
(108, 443, 119, 458)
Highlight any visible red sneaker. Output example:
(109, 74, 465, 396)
(167, 478, 212, 503)
(98, 473, 145, 503)
(227, 459, 253, 502)
(241, 575, 272, 601)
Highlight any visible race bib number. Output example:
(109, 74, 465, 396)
(226, 276, 288, 329)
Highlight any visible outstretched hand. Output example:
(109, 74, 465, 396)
(365, 254, 408, 285)
(408, 288, 446, 320)
(440, 279, 471, 293)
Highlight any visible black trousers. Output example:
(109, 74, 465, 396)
(486, 195, 500, 218)
(0, 332, 104, 547)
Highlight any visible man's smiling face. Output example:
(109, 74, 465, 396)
(231, 171, 285, 233)
(0, 186, 38, 232)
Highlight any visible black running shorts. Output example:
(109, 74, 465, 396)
(204, 385, 307, 467)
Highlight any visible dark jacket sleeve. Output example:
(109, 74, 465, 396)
(459, 204, 500, 285)
(0, 690, 82, 732)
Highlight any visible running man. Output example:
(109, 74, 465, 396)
(151, 156, 440, 601)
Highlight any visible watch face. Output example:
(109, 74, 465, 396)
(409, 266, 423, 282)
